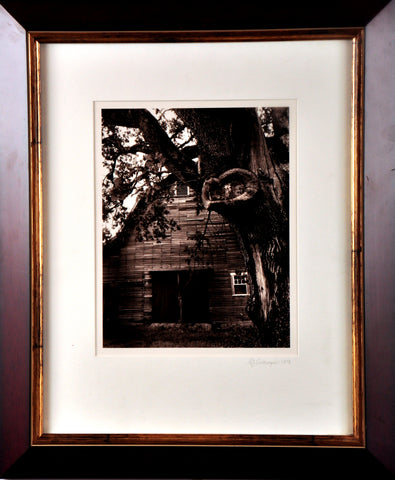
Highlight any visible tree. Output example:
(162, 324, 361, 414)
(101, 106, 290, 347)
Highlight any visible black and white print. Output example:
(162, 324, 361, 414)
(100, 106, 290, 348)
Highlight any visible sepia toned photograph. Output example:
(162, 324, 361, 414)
(100, 105, 290, 348)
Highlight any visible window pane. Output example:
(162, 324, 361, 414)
(234, 284, 247, 295)
(176, 183, 188, 196)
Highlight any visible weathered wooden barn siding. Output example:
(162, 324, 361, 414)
(103, 194, 250, 325)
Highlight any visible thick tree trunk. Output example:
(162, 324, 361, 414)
(202, 180, 289, 347)
(235, 213, 289, 348)
(199, 109, 289, 347)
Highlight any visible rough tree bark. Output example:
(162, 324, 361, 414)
(189, 108, 289, 347)
(102, 107, 290, 347)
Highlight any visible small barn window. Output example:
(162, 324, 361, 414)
(230, 272, 249, 296)
(175, 182, 190, 197)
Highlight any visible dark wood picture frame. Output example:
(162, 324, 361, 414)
(1, 1, 394, 478)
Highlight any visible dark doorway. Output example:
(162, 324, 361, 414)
(151, 271, 180, 323)
(151, 270, 210, 323)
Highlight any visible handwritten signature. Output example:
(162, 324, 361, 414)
(249, 358, 292, 368)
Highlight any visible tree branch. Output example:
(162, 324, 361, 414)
(180, 144, 200, 160)
(102, 109, 201, 190)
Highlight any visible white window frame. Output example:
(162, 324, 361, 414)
(230, 272, 250, 296)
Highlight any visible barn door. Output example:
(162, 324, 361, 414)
(151, 270, 210, 323)
(179, 270, 210, 323)
(151, 271, 180, 323)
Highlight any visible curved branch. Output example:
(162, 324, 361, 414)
(201, 168, 260, 210)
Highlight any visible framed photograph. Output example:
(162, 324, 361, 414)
(27, 29, 364, 447)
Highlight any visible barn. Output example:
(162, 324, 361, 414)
(102, 183, 258, 347)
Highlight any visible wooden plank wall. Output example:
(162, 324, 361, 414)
(104, 195, 250, 324)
